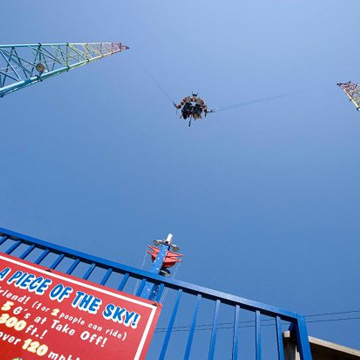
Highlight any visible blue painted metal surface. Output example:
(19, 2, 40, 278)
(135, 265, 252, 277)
(232, 305, 240, 360)
(295, 315, 313, 360)
(0, 227, 313, 359)
(184, 294, 201, 360)
(159, 289, 183, 360)
(208, 299, 221, 360)
(276, 316, 286, 360)
(141, 242, 170, 299)
(255, 310, 262, 360)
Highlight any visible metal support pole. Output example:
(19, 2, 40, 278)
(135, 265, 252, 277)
(140, 234, 173, 300)
(295, 315, 313, 360)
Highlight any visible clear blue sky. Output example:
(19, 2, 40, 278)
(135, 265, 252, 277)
(1, 0, 360, 353)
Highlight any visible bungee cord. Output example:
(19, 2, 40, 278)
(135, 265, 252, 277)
(209, 90, 310, 114)
(137, 59, 176, 106)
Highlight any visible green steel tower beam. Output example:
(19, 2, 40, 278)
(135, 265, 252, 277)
(0, 42, 129, 97)
(337, 81, 360, 112)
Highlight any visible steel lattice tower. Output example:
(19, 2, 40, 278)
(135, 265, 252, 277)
(337, 81, 360, 112)
(0, 42, 129, 97)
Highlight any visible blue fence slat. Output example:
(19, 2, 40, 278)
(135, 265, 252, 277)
(208, 299, 221, 360)
(276, 316, 285, 360)
(118, 273, 129, 291)
(83, 263, 96, 280)
(34, 249, 50, 264)
(19, 244, 35, 259)
(184, 294, 201, 360)
(100, 268, 113, 285)
(50, 253, 65, 269)
(154, 283, 165, 302)
(256, 310, 262, 360)
(0, 235, 8, 245)
(136, 278, 147, 296)
(5, 240, 21, 254)
(66, 259, 80, 274)
(295, 315, 312, 360)
(159, 289, 183, 360)
(232, 305, 240, 360)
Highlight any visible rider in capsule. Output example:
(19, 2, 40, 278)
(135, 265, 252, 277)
(175, 94, 208, 120)
(192, 94, 209, 119)
(175, 95, 194, 119)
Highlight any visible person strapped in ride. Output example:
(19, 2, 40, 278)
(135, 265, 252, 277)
(174, 95, 195, 120)
(174, 94, 208, 120)
(192, 95, 208, 119)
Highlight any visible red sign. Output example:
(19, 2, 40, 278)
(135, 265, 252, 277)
(0, 253, 162, 359)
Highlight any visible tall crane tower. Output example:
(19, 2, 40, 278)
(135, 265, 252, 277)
(337, 81, 360, 112)
(0, 42, 129, 97)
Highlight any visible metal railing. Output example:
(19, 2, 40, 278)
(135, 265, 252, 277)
(0, 227, 312, 359)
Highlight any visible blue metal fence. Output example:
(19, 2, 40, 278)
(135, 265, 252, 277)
(0, 227, 312, 359)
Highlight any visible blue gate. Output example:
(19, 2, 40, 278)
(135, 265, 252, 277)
(0, 227, 312, 360)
